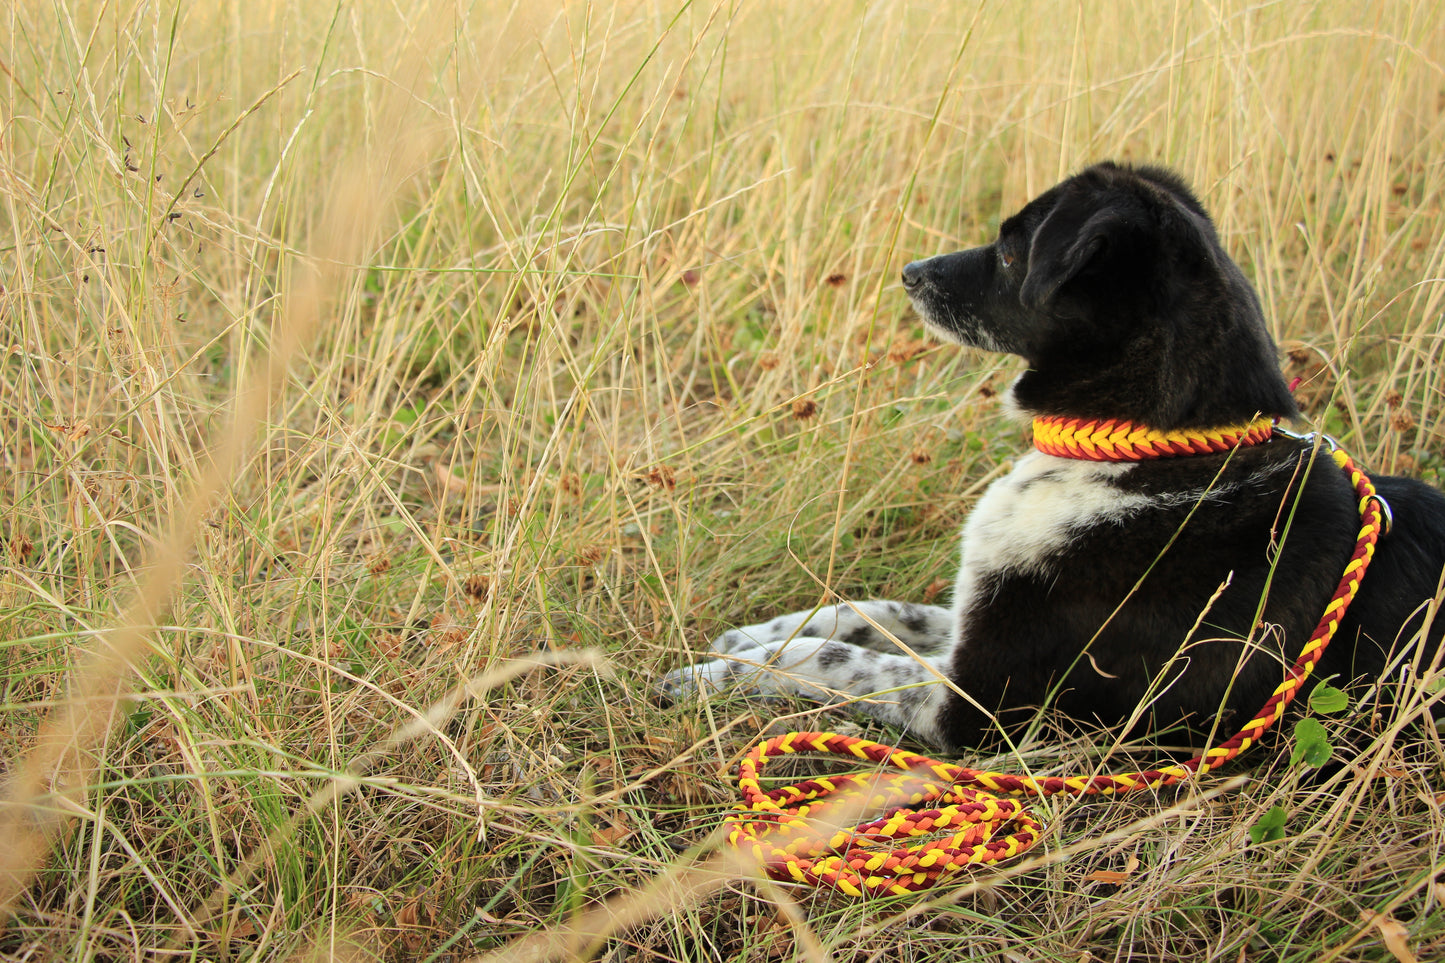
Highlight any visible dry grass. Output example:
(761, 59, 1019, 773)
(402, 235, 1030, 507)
(2, 0, 1444, 960)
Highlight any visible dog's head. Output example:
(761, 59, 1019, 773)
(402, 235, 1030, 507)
(903, 162, 1297, 429)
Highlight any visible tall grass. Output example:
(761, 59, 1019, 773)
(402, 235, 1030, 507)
(1, 0, 1443, 959)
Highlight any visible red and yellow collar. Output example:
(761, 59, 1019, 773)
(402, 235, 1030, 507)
(1032, 415, 1275, 462)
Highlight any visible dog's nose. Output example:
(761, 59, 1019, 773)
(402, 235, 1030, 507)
(901, 259, 927, 290)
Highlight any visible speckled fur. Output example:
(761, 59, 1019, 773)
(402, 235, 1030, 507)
(663, 163, 1445, 751)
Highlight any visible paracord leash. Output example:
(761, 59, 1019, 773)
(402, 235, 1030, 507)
(722, 426, 1387, 896)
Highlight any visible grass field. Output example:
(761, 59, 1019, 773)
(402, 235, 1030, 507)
(3, 0, 1445, 959)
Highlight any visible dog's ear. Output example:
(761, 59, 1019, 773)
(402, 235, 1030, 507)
(1019, 204, 1121, 311)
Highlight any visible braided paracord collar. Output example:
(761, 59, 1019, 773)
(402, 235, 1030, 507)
(723, 430, 1387, 897)
(1032, 414, 1276, 460)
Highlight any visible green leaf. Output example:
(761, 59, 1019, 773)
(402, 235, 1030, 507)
(1249, 805, 1288, 844)
(1290, 717, 1333, 768)
(1308, 683, 1349, 714)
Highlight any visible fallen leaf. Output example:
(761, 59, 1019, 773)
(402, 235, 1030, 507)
(590, 812, 632, 847)
(1084, 854, 1138, 886)
(1361, 911, 1416, 963)
(434, 461, 468, 495)
(227, 918, 257, 940)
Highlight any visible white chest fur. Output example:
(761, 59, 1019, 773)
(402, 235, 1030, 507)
(950, 452, 1146, 629)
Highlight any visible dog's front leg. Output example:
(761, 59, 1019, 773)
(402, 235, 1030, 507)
(662, 600, 955, 742)
(709, 601, 954, 656)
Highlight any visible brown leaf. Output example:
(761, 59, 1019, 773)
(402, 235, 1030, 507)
(1083, 854, 1138, 886)
(590, 812, 632, 847)
(435, 461, 468, 495)
(1361, 911, 1416, 963)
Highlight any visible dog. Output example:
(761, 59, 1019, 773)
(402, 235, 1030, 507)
(663, 162, 1445, 752)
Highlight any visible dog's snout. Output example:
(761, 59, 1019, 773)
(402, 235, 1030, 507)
(901, 259, 928, 290)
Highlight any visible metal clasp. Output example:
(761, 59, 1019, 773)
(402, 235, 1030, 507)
(1270, 425, 1341, 453)
(1272, 426, 1393, 537)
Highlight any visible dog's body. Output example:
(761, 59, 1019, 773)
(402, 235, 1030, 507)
(665, 162, 1445, 751)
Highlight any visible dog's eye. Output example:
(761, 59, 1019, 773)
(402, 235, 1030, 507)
(999, 251, 1015, 269)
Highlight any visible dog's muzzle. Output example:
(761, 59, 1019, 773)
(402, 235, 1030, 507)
(901, 259, 930, 292)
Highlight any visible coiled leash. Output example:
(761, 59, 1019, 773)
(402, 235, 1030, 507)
(724, 419, 1389, 896)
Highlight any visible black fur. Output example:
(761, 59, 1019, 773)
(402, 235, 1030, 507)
(666, 162, 1445, 755)
(904, 161, 1445, 748)
(903, 163, 1298, 430)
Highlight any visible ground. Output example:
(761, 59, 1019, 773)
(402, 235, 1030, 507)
(1, 1, 1443, 960)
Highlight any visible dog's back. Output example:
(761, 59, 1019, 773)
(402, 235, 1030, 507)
(667, 161, 1445, 753)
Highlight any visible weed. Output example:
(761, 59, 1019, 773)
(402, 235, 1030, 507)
(1, 1, 1442, 960)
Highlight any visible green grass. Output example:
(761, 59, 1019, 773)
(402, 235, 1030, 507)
(2, 0, 1444, 959)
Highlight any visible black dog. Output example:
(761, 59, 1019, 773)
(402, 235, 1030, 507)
(665, 162, 1445, 751)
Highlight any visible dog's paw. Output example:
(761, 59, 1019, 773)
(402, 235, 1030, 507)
(659, 659, 733, 700)
(659, 639, 789, 703)
(658, 655, 762, 703)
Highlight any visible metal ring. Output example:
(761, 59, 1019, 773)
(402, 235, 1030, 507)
(1373, 494, 1394, 538)
(1271, 425, 1341, 453)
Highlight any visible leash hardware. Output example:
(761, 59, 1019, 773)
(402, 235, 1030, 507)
(723, 435, 1388, 896)
(1373, 493, 1394, 538)
(1270, 425, 1340, 453)
(1272, 427, 1392, 537)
